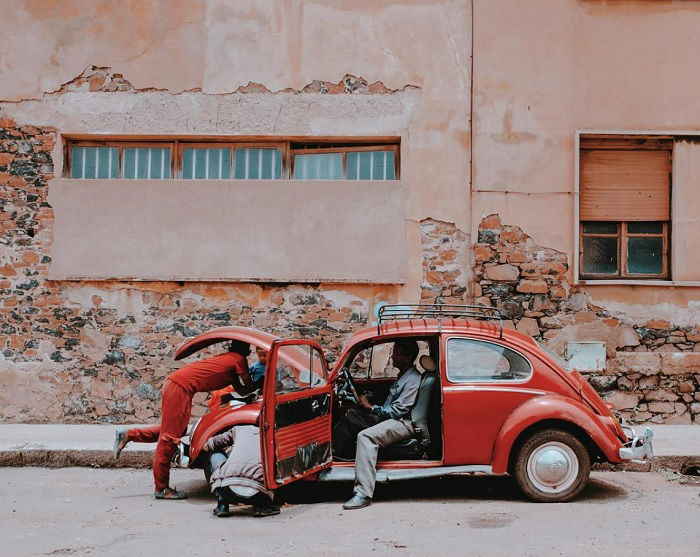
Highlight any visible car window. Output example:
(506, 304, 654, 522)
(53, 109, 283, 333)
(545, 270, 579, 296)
(274, 344, 326, 394)
(446, 338, 531, 382)
(347, 339, 433, 379)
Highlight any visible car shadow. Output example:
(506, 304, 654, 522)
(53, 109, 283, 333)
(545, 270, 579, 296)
(278, 474, 630, 505)
(167, 472, 631, 507)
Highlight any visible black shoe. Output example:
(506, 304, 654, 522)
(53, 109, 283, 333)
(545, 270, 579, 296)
(342, 492, 372, 510)
(213, 503, 232, 517)
(252, 504, 281, 517)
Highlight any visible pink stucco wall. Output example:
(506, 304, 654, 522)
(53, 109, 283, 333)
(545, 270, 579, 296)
(472, 0, 700, 322)
(1, 1, 699, 423)
(48, 178, 408, 282)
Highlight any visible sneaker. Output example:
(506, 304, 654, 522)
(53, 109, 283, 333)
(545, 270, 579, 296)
(113, 428, 129, 460)
(154, 487, 188, 500)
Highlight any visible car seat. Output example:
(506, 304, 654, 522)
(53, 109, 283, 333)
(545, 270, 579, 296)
(378, 355, 440, 460)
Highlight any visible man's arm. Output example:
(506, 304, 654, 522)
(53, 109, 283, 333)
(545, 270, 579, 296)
(206, 427, 236, 452)
(370, 371, 421, 421)
(232, 372, 255, 395)
(230, 353, 255, 394)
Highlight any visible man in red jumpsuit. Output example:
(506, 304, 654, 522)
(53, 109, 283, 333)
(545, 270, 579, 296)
(112, 340, 254, 500)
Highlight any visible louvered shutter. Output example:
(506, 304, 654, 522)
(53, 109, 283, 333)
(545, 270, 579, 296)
(580, 149, 670, 221)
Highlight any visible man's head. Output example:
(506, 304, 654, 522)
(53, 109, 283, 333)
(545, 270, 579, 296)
(391, 339, 419, 371)
(228, 340, 251, 357)
(256, 347, 268, 364)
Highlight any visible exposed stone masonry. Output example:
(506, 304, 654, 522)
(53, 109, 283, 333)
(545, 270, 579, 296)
(1, 119, 698, 425)
(420, 218, 470, 304)
(0, 118, 394, 423)
(473, 215, 699, 424)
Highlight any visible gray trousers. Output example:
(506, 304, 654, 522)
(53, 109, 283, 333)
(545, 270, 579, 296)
(354, 419, 414, 498)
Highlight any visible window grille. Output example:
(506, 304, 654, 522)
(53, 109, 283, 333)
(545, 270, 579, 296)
(293, 153, 344, 180)
(233, 148, 282, 179)
(66, 139, 399, 181)
(182, 148, 231, 179)
(70, 147, 119, 179)
(347, 150, 395, 180)
(123, 147, 171, 179)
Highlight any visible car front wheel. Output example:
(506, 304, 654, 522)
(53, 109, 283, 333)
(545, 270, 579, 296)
(514, 429, 591, 502)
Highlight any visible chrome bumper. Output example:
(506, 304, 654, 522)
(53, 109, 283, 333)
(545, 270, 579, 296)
(619, 426, 653, 462)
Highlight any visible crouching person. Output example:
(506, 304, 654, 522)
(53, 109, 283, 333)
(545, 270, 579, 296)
(202, 424, 280, 518)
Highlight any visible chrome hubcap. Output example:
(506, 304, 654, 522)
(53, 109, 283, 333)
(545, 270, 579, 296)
(527, 442, 579, 493)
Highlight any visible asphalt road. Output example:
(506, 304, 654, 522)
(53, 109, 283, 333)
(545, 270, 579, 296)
(1, 468, 698, 557)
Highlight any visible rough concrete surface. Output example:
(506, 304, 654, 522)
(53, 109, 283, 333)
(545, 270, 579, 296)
(0, 468, 698, 557)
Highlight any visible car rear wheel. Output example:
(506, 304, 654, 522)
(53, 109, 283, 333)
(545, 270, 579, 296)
(514, 429, 590, 502)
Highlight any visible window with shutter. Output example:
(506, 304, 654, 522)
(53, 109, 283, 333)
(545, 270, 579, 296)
(579, 137, 671, 279)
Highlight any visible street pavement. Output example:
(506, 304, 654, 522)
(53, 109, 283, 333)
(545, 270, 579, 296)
(0, 467, 697, 557)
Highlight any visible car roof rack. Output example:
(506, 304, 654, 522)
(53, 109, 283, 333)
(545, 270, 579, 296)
(377, 304, 506, 337)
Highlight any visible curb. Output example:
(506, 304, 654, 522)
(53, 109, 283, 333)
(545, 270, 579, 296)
(1, 449, 696, 472)
(0, 450, 154, 468)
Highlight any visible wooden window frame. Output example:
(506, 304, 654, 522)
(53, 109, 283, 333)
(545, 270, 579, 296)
(577, 134, 672, 282)
(176, 142, 289, 179)
(579, 221, 670, 280)
(65, 141, 175, 179)
(64, 138, 400, 180)
(290, 144, 400, 180)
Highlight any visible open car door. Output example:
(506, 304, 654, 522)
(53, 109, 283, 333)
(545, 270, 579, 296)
(261, 339, 333, 490)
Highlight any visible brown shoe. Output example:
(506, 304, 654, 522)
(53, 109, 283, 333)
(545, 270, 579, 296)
(154, 487, 188, 500)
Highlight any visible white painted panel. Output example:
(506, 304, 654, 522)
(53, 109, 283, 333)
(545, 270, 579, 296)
(671, 141, 700, 281)
(565, 341, 606, 372)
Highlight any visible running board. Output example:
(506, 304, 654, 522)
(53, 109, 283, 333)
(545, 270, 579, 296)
(317, 464, 493, 483)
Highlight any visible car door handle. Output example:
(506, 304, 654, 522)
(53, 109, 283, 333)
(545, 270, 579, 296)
(311, 400, 319, 412)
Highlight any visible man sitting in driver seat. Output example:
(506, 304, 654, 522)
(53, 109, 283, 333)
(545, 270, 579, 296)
(332, 338, 421, 510)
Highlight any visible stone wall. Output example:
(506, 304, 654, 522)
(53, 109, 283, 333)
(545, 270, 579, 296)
(420, 218, 470, 304)
(473, 215, 700, 424)
(0, 119, 398, 422)
(2, 118, 698, 425)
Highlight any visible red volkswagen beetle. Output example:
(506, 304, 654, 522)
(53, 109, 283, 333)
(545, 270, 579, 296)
(175, 305, 652, 502)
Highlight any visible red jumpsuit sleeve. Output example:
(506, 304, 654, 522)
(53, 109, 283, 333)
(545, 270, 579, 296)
(234, 354, 250, 376)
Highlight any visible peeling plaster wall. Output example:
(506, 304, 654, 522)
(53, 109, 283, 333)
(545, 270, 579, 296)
(0, 0, 472, 230)
(0, 1, 472, 422)
(473, 214, 699, 424)
(472, 0, 700, 320)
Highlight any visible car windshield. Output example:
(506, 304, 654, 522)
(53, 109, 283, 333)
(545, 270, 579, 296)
(536, 341, 573, 372)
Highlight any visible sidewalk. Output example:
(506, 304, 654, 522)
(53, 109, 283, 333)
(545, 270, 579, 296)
(0, 423, 698, 470)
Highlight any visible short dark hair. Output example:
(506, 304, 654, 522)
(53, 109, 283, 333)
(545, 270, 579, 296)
(229, 340, 251, 356)
(394, 338, 419, 362)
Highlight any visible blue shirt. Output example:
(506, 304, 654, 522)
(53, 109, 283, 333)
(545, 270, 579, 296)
(249, 361, 266, 383)
(370, 366, 421, 421)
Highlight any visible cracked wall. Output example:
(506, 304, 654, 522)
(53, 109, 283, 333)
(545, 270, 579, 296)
(474, 215, 700, 425)
(0, 1, 473, 422)
(0, 120, 397, 421)
(420, 219, 470, 304)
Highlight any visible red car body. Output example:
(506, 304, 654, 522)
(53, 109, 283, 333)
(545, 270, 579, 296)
(176, 308, 652, 502)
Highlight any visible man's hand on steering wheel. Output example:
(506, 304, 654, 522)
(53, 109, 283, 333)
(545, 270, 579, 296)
(339, 368, 362, 405)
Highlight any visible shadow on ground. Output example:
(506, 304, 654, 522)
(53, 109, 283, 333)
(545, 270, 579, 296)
(209, 474, 630, 506)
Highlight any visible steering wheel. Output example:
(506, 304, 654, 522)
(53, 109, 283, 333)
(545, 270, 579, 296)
(339, 367, 362, 405)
